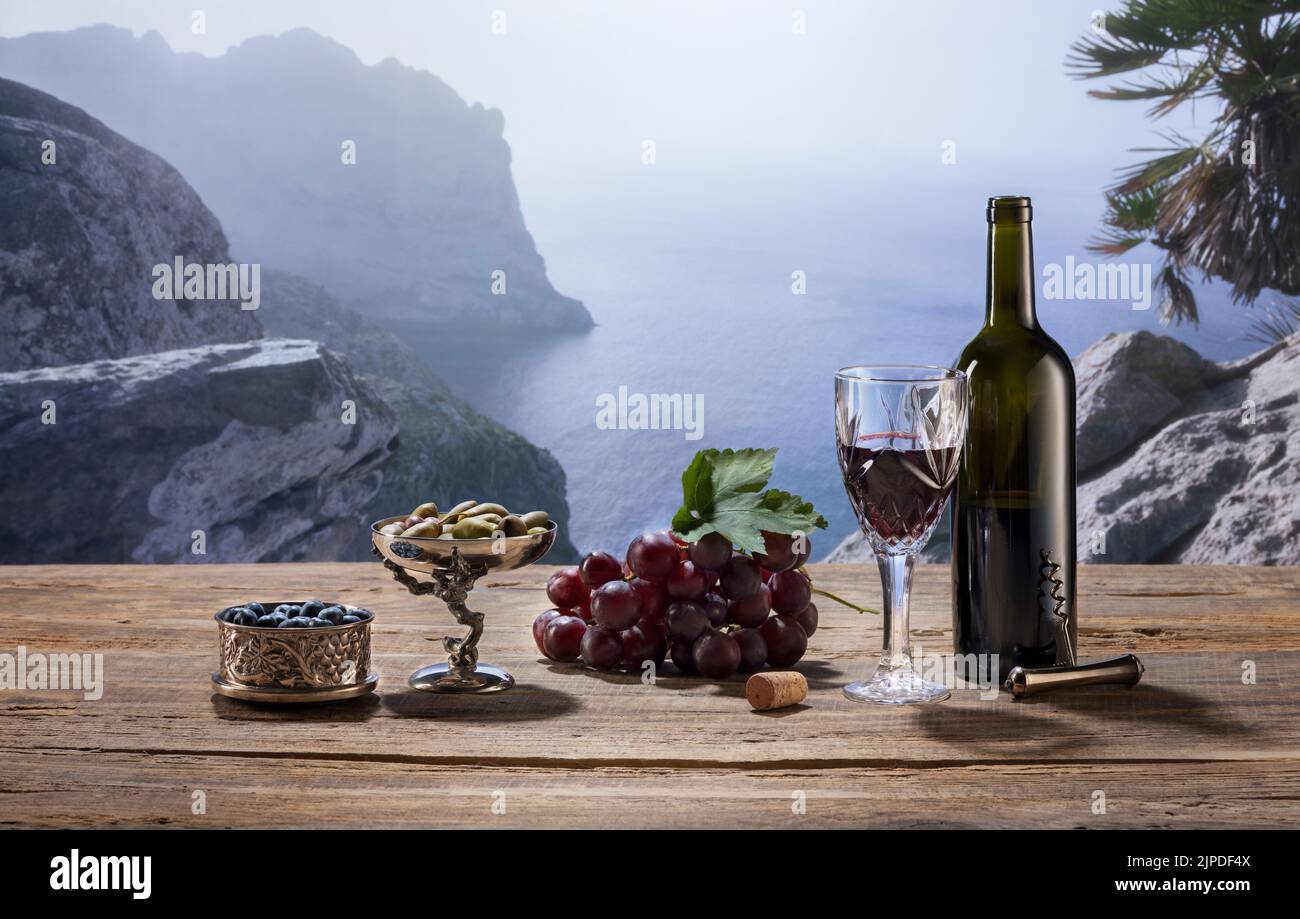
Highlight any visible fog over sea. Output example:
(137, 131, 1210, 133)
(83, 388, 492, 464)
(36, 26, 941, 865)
(415, 168, 1259, 557)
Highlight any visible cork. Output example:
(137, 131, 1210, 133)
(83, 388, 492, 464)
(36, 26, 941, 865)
(746, 671, 808, 711)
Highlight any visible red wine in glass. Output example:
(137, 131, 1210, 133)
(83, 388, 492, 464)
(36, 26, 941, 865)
(839, 434, 959, 550)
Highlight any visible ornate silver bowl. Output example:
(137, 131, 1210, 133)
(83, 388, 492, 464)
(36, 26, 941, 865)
(371, 516, 557, 693)
(211, 602, 378, 704)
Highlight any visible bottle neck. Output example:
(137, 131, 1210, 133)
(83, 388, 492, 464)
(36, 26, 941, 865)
(985, 220, 1038, 329)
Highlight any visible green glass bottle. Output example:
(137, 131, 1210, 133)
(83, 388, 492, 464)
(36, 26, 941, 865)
(952, 196, 1077, 683)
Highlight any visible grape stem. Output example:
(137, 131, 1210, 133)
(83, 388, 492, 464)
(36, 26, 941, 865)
(801, 569, 880, 615)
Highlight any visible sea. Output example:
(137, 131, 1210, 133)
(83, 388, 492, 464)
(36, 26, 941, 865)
(403, 171, 1264, 558)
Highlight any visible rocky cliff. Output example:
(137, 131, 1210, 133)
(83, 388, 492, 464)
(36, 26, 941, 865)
(0, 340, 397, 563)
(827, 330, 1300, 566)
(0, 77, 260, 371)
(0, 25, 592, 331)
(0, 78, 399, 562)
(259, 271, 579, 562)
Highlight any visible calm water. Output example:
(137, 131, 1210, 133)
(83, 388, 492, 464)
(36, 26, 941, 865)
(408, 179, 1257, 557)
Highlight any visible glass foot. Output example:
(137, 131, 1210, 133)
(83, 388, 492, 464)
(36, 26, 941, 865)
(843, 667, 950, 704)
(408, 662, 514, 693)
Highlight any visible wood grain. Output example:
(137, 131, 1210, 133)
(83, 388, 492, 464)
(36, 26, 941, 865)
(1, 563, 1297, 828)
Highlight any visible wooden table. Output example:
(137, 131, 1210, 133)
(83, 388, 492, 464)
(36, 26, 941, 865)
(1, 563, 1296, 829)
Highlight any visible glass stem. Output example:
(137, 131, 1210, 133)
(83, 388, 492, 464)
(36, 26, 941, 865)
(876, 552, 915, 673)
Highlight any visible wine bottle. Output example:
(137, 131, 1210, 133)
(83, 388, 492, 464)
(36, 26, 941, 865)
(952, 196, 1076, 683)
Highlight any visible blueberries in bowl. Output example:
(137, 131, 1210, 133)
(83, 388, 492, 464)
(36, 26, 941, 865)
(218, 602, 373, 629)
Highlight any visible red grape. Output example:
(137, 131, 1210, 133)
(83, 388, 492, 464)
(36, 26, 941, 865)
(701, 592, 728, 627)
(581, 626, 624, 671)
(532, 609, 562, 656)
(769, 569, 812, 615)
(626, 531, 679, 582)
(759, 615, 807, 668)
(579, 551, 624, 588)
(727, 582, 771, 627)
(720, 555, 762, 599)
(543, 615, 587, 662)
(572, 594, 593, 622)
(701, 568, 720, 593)
(688, 532, 732, 571)
(670, 641, 697, 673)
(630, 577, 670, 627)
(733, 627, 768, 672)
(546, 566, 589, 609)
(692, 630, 741, 679)
(667, 560, 708, 601)
(760, 567, 774, 584)
(666, 600, 708, 644)
(793, 601, 818, 638)
(621, 624, 667, 669)
(753, 531, 801, 573)
(591, 579, 642, 631)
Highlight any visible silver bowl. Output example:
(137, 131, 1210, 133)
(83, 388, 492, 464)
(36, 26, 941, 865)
(370, 517, 558, 693)
(211, 602, 378, 704)
(370, 516, 557, 574)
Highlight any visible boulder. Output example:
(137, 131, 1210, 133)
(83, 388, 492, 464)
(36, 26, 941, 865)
(0, 339, 397, 563)
(1074, 331, 1215, 474)
(1078, 334, 1299, 564)
(0, 77, 260, 371)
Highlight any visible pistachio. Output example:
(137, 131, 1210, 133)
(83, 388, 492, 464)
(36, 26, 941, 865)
(441, 500, 477, 522)
(379, 523, 405, 536)
(526, 526, 549, 535)
(401, 521, 444, 539)
(453, 516, 497, 539)
(464, 502, 509, 518)
(411, 501, 440, 519)
(521, 510, 551, 529)
(501, 514, 528, 537)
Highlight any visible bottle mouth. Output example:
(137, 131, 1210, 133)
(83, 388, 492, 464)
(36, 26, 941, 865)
(987, 195, 1032, 224)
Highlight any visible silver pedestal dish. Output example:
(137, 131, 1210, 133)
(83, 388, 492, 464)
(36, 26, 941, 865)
(370, 516, 557, 693)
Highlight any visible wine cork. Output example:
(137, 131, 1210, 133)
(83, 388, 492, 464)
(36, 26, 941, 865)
(746, 671, 808, 711)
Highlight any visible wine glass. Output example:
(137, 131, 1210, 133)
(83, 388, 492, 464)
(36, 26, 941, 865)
(834, 365, 968, 704)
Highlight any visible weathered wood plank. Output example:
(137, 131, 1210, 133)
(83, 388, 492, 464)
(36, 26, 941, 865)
(0, 750, 1292, 829)
(1, 563, 1297, 827)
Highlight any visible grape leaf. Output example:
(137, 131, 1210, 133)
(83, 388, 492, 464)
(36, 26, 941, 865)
(671, 448, 827, 555)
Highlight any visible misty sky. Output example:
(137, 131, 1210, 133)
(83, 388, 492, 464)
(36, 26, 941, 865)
(2, 1, 1208, 194)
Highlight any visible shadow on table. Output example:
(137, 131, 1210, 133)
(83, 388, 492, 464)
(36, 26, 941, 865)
(210, 692, 382, 723)
(912, 683, 1257, 756)
(380, 682, 579, 722)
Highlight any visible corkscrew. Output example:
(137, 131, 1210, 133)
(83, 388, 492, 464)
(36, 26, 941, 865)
(1005, 550, 1143, 698)
(1038, 548, 1075, 667)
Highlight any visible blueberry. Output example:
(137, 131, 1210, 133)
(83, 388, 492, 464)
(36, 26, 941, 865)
(351, 609, 373, 621)
(254, 615, 278, 627)
(300, 600, 325, 617)
(219, 608, 239, 622)
(270, 612, 289, 623)
(282, 617, 312, 629)
(319, 608, 345, 625)
(245, 602, 265, 617)
(306, 617, 331, 628)
(273, 604, 293, 616)
(340, 615, 362, 624)
(234, 610, 260, 626)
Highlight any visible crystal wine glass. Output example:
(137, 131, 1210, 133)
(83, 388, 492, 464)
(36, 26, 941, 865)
(835, 365, 968, 704)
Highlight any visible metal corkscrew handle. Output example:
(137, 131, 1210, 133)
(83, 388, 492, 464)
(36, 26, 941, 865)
(1005, 654, 1144, 699)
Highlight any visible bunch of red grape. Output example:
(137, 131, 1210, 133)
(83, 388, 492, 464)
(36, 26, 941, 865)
(533, 530, 817, 680)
